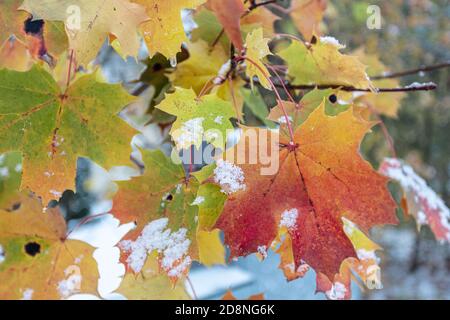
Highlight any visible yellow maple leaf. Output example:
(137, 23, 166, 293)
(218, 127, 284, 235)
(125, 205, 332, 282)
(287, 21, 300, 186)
(245, 27, 272, 90)
(136, 0, 206, 59)
(20, 0, 149, 66)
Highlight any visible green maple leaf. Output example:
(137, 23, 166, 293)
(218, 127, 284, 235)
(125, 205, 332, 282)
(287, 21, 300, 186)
(156, 87, 235, 151)
(112, 150, 226, 277)
(278, 37, 372, 89)
(0, 65, 136, 204)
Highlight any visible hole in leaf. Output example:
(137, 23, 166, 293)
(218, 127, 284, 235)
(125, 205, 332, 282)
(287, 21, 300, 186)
(165, 194, 173, 201)
(310, 36, 317, 44)
(328, 94, 337, 104)
(5, 202, 21, 212)
(24, 242, 41, 257)
(24, 17, 44, 35)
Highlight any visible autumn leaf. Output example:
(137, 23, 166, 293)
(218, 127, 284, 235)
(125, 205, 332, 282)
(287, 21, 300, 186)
(278, 36, 373, 89)
(352, 49, 406, 117)
(20, 0, 148, 66)
(136, 0, 206, 59)
(170, 40, 245, 118)
(206, 0, 246, 52)
(117, 253, 190, 300)
(290, 0, 327, 42)
(156, 87, 235, 150)
(0, 192, 98, 300)
(214, 103, 397, 280)
(113, 149, 226, 277)
(380, 158, 450, 243)
(112, 149, 198, 277)
(316, 217, 383, 300)
(0, 66, 136, 204)
(267, 88, 349, 130)
(245, 28, 272, 90)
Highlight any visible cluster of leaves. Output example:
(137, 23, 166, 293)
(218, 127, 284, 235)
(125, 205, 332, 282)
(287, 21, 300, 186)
(0, 0, 448, 300)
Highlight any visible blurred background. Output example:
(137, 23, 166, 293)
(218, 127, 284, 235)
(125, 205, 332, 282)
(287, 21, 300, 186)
(2, 0, 448, 300)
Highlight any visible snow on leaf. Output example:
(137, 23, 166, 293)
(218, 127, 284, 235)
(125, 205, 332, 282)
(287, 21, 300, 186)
(119, 217, 191, 278)
(0, 66, 136, 204)
(278, 37, 373, 89)
(136, 0, 206, 59)
(156, 87, 235, 150)
(0, 192, 98, 300)
(214, 103, 397, 283)
(245, 28, 272, 90)
(214, 159, 246, 195)
(380, 158, 450, 243)
(20, 0, 148, 66)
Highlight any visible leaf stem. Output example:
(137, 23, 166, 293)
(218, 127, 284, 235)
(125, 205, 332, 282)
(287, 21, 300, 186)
(66, 49, 74, 90)
(239, 56, 296, 146)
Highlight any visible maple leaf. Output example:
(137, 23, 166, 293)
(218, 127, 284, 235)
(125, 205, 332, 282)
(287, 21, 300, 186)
(278, 37, 373, 89)
(20, 0, 148, 66)
(380, 158, 450, 243)
(0, 37, 33, 72)
(206, 0, 246, 52)
(170, 40, 245, 118)
(0, 66, 136, 204)
(113, 149, 226, 277)
(290, 0, 327, 42)
(316, 217, 383, 300)
(352, 49, 406, 117)
(136, 0, 206, 59)
(245, 28, 272, 90)
(214, 103, 397, 280)
(0, 192, 98, 300)
(267, 88, 349, 130)
(156, 88, 235, 150)
(117, 253, 190, 300)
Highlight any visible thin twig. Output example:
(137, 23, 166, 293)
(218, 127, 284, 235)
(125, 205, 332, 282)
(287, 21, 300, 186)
(371, 61, 450, 80)
(246, 78, 438, 92)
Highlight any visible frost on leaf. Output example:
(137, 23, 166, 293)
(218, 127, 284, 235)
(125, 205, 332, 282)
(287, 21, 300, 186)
(119, 218, 191, 279)
(380, 158, 450, 243)
(156, 88, 235, 150)
(214, 159, 246, 194)
(0, 192, 98, 299)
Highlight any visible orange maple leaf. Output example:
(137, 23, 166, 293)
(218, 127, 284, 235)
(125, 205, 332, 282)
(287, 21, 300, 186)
(214, 103, 397, 280)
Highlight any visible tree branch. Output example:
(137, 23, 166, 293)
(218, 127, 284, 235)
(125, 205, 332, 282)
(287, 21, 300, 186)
(371, 61, 450, 80)
(245, 77, 438, 92)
